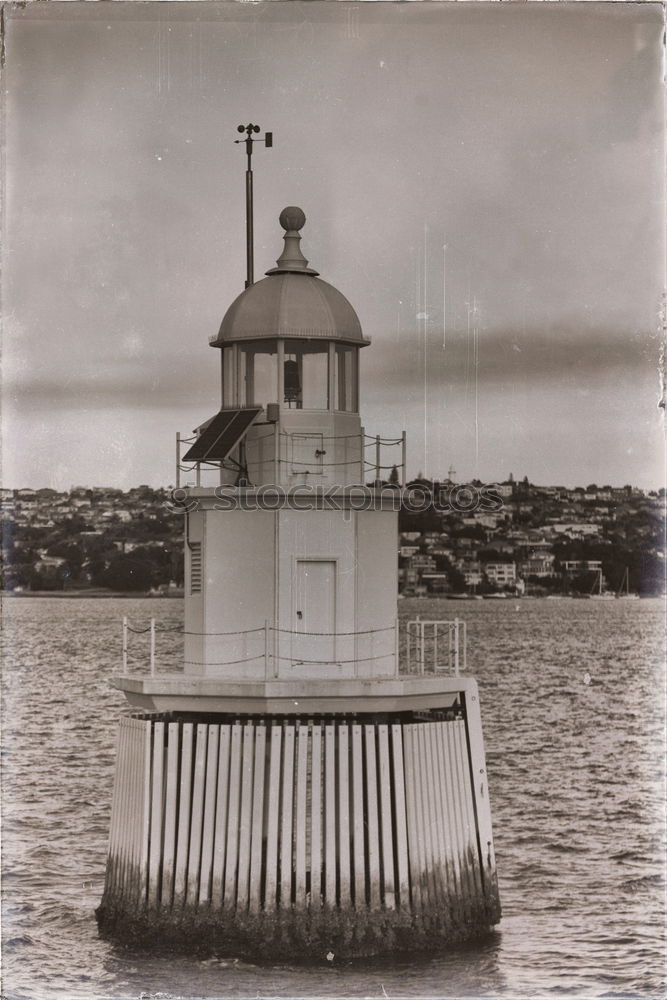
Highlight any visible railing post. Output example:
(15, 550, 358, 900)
(176, 432, 181, 489)
(369, 629, 374, 679)
(359, 426, 365, 483)
(150, 618, 156, 676)
(122, 616, 128, 674)
(463, 620, 467, 672)
(421, 619, 426, 675)
(394, 618, 400, 677)
(196, 461, 201, 488)
(375, 434, 381, 482)
(454, 617, 460, 676)
(401, 430, 407, 487)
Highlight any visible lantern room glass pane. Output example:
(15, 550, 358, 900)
(284, 340, 329, 409)
(239, 340, 278, 406)
(222, 346, 235, 405)
(237, 348, 247, 406)
(335, 345, 358, 412)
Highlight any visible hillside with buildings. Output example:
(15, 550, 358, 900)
(398, 476, 664, 597)
(1, 477, 664, 596)
(1, 485, 183, 595)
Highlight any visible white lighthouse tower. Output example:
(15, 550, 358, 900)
(177, 203, 399, 686)
(97, 169, 500, 959)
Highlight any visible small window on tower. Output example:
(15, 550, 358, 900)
(190, 542, 202, 594)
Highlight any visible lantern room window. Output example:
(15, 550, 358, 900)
(334, 345, 358, 412)
(221, 338, 359, 411)
(222, 346, 235, 405)
(222, 341, 279, 407)
(284, 340, 329, 409)
(243, 341, 278, 406)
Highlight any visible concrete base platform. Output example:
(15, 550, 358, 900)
(110, 674, 471, 715)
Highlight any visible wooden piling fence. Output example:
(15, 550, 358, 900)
(102, 713, 499, 929)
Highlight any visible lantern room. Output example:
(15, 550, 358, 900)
(198, 206, 370, 488)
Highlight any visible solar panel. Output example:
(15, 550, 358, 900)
(182, 408, 262, 463)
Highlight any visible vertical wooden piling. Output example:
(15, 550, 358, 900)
(337, 724, 351, 905)
(173, 723, 193, 907)
(161, 721, 180, 908)
(148, 720, 165, 908)
(236, 722, 255, 910)
(264, 723, 282, 910)
(377, 724, 396, 909)
(324, 724, 336, 904)
(280, 723, 296, 907)
(351, 723, 366, 907)
(364, 724, 381, 909)
(223, 724, 243, 907)
(248, 724, 266, 912)
(199, 725, 220, 905)
(309, 723, 322, 907)
(186, 724, 208, 906)
(211, 724, 231, 907)
(139, 718, 152, 908)
(294, 724, 309, 907)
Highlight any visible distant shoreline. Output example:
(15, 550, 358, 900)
(3, 590, 185, 599)
(0, 590, 667, 601)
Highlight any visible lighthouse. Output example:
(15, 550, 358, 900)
(96, 153, 500, 959)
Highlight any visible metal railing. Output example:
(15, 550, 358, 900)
(119, 616, 466, 680)
(175, 429, 407, 488)
(404, 618, 466, 676)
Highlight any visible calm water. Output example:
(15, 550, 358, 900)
(1, 596, 665, 1000)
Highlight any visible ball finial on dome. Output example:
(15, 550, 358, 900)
(279, 206, 306, 232)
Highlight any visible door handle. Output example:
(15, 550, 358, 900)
(296, 610, 303, 620)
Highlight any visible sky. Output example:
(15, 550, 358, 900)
(2, 1, 665, 491)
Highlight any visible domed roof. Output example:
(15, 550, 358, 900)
(210, 208, 369, 348)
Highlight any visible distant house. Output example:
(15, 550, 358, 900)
(479, 540, 515, 557)
(410, 553, 436, 572)
(485, 562, 516, 587)
(492, 483, 514, 499)
(518, 554, 556, 578)
(430, 545, 455, 558)
(459, 560, 482, 588)
(552, 523, 601, 538)
(562, 559, 602, 576)
(35, 555, 65, 571)
(476, 513, 503, 529)
(421, 572, 450, 593)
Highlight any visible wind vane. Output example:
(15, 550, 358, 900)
(235, 123, 273, 288)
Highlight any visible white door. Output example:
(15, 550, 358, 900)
(294, 560, 336, 666)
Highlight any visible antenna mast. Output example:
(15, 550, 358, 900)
(235, 123, 273, 288)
